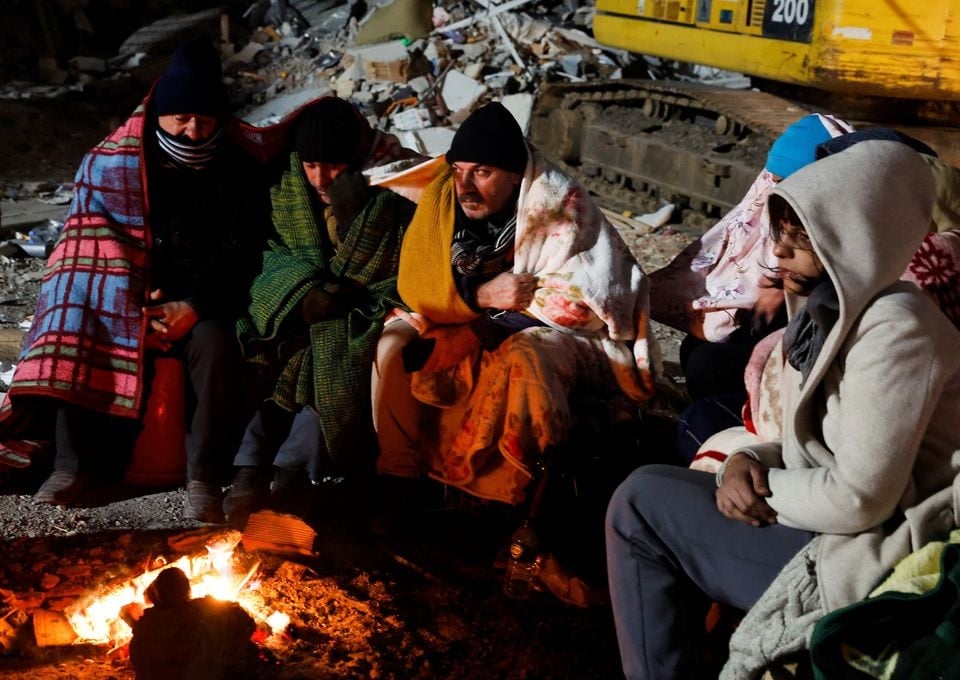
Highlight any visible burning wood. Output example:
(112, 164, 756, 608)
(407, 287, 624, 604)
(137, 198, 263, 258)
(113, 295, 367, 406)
(26, 528, 288, 655)
(241, 510, 318, 557)
(128, 567, 257, 680)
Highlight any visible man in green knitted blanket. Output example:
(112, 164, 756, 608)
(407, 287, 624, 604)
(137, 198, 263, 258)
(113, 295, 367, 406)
(223, 98, 419, 524)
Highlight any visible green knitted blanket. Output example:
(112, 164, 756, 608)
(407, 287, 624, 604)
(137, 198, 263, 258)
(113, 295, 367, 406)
(238, 153, 415, 465)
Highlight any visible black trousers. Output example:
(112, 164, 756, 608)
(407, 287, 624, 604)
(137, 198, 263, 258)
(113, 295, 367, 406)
(54, 320, 250, 484)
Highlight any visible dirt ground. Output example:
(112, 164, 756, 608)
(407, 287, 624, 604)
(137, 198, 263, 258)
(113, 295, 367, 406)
(0, 478, 630, 680)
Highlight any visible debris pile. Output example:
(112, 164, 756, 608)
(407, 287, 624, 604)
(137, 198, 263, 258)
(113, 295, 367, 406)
(1, 0, 634, 151)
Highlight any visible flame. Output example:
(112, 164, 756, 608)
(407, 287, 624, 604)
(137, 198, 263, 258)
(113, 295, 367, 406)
(64, 536, 288, 647)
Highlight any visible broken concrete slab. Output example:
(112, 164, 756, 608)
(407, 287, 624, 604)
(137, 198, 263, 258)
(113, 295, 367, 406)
(500, 92, 535, 134)
(239, 86, 331, 126)
(355, 0, 433, 46)
(396, 126, 455, 157)
(0, 199, 68, 235)
(440, 70, 485, 117)
(117, 8, 223, 58)
(67, 57, 107, 74)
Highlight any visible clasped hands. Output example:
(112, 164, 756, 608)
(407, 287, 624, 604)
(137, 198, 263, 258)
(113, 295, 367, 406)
(715, 453, 778, 527)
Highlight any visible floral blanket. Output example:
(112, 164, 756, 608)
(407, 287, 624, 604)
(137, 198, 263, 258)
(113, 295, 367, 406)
(395, 150, 656, 502)
(650, 114, 853, 342)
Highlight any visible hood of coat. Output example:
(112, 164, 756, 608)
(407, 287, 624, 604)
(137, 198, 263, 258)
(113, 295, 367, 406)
(771, 140, 935, 332)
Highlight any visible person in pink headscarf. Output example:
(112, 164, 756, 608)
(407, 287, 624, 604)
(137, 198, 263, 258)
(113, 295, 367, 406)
(650, 113, 853, 403)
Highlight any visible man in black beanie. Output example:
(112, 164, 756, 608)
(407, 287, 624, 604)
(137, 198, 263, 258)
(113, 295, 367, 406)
(370, 101, 657, 586)
(0, 36, 273, 524)
(222, 97, 421, 525)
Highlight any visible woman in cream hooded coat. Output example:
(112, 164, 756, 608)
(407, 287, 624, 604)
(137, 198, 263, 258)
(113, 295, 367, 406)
(605, 140, 960, 680)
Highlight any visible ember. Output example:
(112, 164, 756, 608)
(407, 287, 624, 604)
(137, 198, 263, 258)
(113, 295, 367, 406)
(63, 530, 285, 649)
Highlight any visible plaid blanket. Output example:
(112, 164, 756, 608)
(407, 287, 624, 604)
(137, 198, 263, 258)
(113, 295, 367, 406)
(0, 94, 296, 469)
(0, 103, 151, 459)
(238, 152, 415, 466)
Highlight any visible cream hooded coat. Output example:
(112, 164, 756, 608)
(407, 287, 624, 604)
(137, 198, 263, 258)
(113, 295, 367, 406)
(737, 140, 960, 613)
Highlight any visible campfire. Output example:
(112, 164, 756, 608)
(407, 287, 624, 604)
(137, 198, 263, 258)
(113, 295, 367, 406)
(47, 530, 289, 650)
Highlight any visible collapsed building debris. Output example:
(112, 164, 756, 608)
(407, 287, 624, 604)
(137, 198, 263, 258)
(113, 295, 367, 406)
(0, 0, 633, 148)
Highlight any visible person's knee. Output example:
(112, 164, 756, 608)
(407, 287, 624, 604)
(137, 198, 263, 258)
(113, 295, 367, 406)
(607, 465, 669, 531)
(607, 464, 705, 532)
(492, 327, 559, 374)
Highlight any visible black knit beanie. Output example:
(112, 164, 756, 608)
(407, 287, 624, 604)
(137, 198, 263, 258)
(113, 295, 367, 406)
(445, 102, 527, 174)
(295, 97, 373, 167)
(154, 37, 227, 117)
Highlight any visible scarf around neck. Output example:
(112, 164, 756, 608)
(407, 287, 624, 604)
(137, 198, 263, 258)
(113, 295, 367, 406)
(450, 198, 518, 280)
(783, 279, 840, 386)
(155, 126, 221, 170)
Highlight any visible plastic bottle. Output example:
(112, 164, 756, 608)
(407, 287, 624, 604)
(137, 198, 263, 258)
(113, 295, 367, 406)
(502, 520, 539, 600)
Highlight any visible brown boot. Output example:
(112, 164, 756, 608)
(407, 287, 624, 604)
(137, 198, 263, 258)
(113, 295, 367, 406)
(185, 480, 225, 524)
(35, 471, 92, 506)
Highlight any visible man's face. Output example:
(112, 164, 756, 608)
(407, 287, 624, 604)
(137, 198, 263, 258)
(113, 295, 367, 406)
(451, 162, 522, 221)
(158, 114, 219, 142)
(302, 161, 350, 204)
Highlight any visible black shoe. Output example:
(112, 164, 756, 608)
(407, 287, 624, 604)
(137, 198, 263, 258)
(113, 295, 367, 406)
(185, 480, 225, 524)
(265, 467, 313, 515)
(35, 471, 92, 505)
(223, 467, 270, 525)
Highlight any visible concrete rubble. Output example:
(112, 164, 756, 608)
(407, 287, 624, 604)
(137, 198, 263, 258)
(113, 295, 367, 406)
(1, 0, 633, 152)
(0, 0, 642, 260)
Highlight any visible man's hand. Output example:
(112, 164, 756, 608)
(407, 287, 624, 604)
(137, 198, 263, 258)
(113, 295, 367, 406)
(326, 172, 370, 226)
(715, 453, 777, 527)
(301, 286, 339, 324)
(142, 289, 198, 344)
(475, 272, 537, 311)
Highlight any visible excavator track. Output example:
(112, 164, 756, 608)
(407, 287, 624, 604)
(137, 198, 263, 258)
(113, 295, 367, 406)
(530, 80, 811, 224)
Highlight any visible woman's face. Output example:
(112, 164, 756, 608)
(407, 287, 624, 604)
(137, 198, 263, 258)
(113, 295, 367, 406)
(772, 220, 825, 295)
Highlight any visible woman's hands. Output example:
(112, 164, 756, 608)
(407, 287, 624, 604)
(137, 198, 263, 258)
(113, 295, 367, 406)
(716, 453, 778, 527)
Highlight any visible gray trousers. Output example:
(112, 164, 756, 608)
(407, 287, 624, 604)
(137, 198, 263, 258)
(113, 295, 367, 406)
(605, 464, 816, 680)
(233, 404, 327, 481)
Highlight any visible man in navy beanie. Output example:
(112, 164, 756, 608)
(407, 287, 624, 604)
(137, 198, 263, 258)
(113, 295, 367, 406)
(0, 36, 273, 524)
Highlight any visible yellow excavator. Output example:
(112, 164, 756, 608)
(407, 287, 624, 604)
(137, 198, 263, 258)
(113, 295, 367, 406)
(531, 0, 960, 219)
